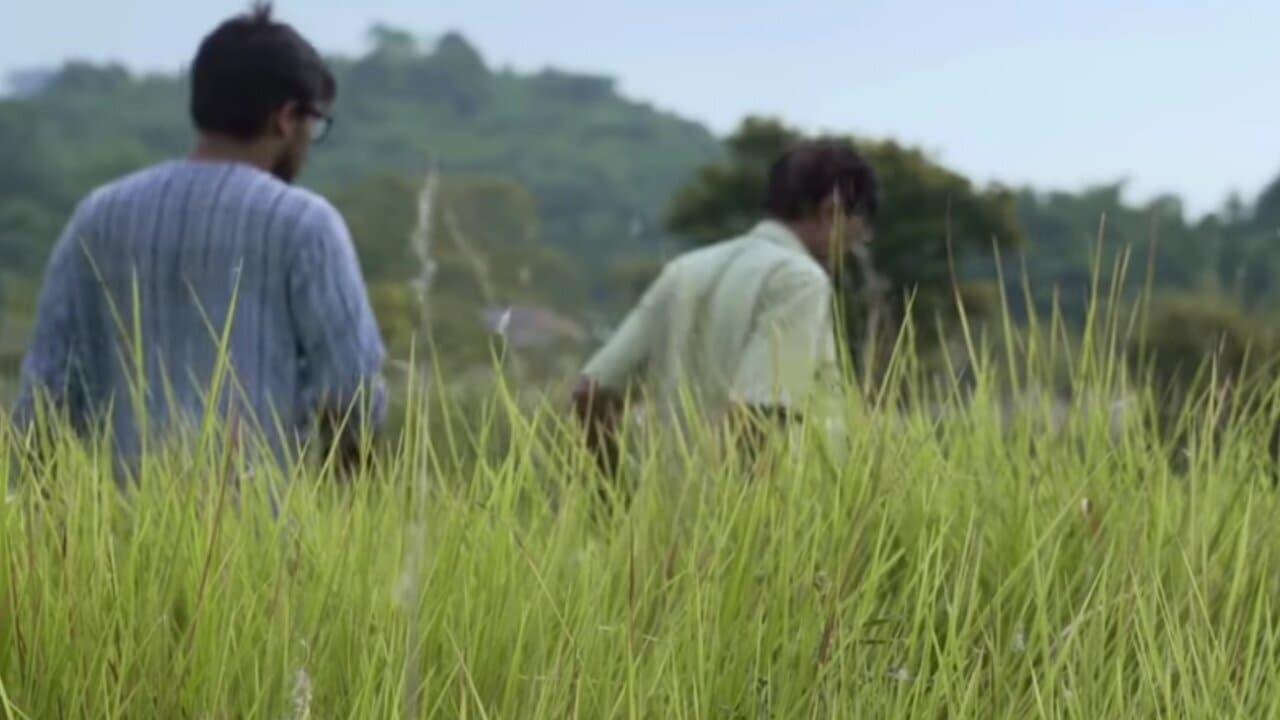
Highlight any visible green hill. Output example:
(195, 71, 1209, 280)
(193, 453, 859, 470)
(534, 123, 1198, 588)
(0, 27, 719, 303)
(4, 24, 1280, 385)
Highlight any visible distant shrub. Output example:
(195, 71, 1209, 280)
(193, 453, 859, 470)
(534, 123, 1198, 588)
(1132, 293, 1275, 394)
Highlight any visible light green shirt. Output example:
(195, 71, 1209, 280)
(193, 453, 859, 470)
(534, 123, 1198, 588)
(583, 220, 840, 422)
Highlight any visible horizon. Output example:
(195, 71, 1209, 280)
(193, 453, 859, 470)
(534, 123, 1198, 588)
(3, 1, 1277, 219)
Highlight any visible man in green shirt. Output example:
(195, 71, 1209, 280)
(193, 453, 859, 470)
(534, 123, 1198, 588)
(573, 140, 879, 474)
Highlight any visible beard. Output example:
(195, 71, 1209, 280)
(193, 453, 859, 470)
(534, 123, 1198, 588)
(270, 141, 308, 184)
(270, 151, 300, 184)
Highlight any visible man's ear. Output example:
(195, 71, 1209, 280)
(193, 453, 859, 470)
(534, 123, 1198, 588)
(271, 100, 302, 139)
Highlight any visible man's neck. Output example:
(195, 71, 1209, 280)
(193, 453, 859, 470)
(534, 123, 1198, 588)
(780, 219, 825, 263)
(191, 135, 275, 174)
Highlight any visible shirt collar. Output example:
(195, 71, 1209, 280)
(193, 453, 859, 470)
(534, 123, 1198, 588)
(750, 219, 810, 257)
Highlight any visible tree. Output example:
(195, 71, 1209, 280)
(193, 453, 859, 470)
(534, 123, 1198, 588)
(367, 25, 419, 61)
(1254, 173, 1280, 230)
(1133, 291, 1272, 394)
(0, 104, 55, 200)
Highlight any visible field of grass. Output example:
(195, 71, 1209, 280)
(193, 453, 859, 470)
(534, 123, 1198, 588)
(4, 304, 1280, 718)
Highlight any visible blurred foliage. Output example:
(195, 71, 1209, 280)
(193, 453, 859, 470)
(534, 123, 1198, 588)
(1123, 291, 1280, 455)
(330, 174, 423, 284)
(1131, 292, 1276, 394)
(967, 181, 1280, 333)
(0, 28, 711, 378)
(337, 172, 588, 376)
(0, 28, 718, 314)
(5, 28, 1280, 397)
(970, 186, 1220, 324)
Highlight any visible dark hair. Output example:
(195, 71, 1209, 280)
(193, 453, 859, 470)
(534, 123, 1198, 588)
(766, 139, 879, 222)
(190, 2, 335, 140)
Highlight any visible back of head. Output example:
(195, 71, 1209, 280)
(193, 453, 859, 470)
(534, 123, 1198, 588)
(190, 2, 335, 141)
(766, 139, 880, 223)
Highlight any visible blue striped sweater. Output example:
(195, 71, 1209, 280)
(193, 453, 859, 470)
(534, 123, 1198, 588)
(14, 159, 387, 469)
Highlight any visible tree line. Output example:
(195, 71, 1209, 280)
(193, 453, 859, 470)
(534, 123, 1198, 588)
(2, 26, 1278, 390)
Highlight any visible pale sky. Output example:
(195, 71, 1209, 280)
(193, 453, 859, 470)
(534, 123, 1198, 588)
(3, 1, 1277, 218)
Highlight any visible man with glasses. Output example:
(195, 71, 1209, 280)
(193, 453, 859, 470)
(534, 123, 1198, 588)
(14, 3, 386, 478)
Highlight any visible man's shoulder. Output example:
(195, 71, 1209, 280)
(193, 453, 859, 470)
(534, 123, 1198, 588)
(203, 168, 347, 243)
(728, 228, 829, 287)
(91, 161, 335, 215)
(273, 186, 356, 266)
(772, 249, 829, 285)
(219, 170, 338, 227)
(666, 234, 756, 273)
(662, 234, 826, 292)
(78, 162, 179, 216)
(279, 183, 339, 215)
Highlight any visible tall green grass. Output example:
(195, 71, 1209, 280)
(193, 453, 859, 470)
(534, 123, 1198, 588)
(4, 271, 1280, 718)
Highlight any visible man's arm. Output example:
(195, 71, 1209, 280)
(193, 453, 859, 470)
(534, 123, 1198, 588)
(729, 404, 797, 453)
(572, 267, 668, 475)
(571, 377, 625, 477)
(12, 206, 91, 456)
(287, 201, 388, 475)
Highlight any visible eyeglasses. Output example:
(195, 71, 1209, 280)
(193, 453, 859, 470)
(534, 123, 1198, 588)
(305, 108, 334, 143)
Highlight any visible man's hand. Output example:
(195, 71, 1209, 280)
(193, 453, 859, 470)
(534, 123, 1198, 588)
(571, 377, 624, 478)
(729, 404, 797, 479)
(317, 408, 375, 480)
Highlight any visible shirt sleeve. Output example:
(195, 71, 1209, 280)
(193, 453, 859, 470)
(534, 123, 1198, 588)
(730, 266, 835, 410)
(287, 200, 388, 432)
(13, 203, 91, 431)
(581, 265, 671, 390)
